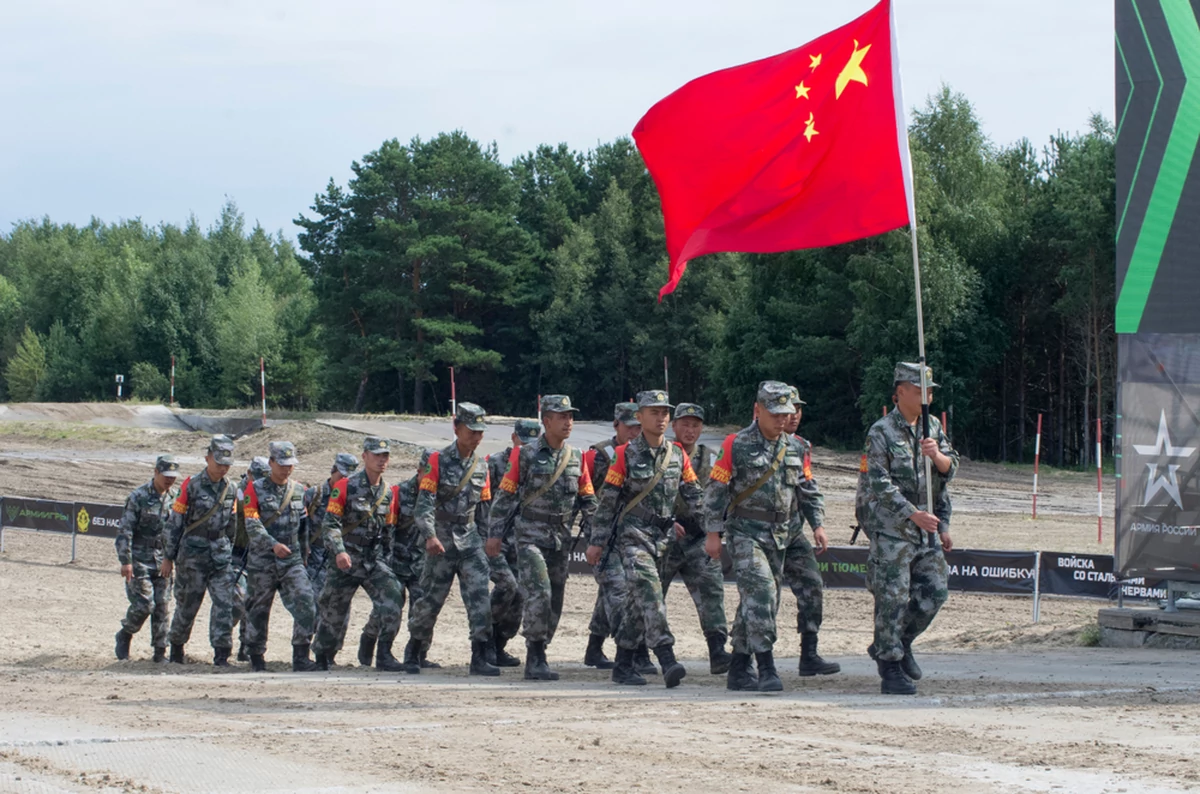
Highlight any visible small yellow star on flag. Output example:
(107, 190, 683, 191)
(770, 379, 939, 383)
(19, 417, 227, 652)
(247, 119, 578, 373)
(803, 112, 818, 142)
(809, 53, 822, 71)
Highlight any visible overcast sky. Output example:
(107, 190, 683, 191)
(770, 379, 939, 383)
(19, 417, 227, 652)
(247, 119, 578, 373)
(1, 0, 1114, 240)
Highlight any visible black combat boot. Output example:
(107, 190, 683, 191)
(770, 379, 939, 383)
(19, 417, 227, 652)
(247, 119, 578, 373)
(523, 641, 558, 681)
(375, 640, 407, 672)
(704, 631, 732, 675)
(357, 633, 377, 667)
(653, 644, 687, 689)
(611, 647, 647, 686)
(114, 630, 132, 661)
(866, 643, 883, 675)
(152, 647, 167, 664)
(314, 650, 331, 671)
(237, 641, 248, 663)
(493, 630, 520, 667)
(401, 639, 421, 674)
(292, 644, 319, 672)
(725, 653, 758, 691)
(213, 647, 232, 667)
(419, 641, 441, 669)
(584, 634, 615, 670)
(755, 651, 782, 692)
(169, 643, 185, 664)
(633, 642, 657, 675)
(249, 653, 267, 672)
(900, 639, 922, 681)
(470, 640, 501, 676)
(880, 659, 917, 695)
(798, 631, 841, 676)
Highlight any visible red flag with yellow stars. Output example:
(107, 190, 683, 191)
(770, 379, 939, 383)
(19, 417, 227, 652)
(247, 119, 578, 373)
(634, 0, 914, 299)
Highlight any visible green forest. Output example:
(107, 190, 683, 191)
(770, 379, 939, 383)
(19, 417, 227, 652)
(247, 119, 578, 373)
(0, 88, 1114, 467)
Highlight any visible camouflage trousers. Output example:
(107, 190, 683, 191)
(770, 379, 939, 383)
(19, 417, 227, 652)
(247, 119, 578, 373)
(364, 565, 424, 641)
(616, 542, 673, 651)
(168, 555, 235, 649)
(490, 544, 524, 641)
(307, 545, 329, 599)
(312, 559, 404, 656)
(244, 562, 316, 655)
(518, 543, 570, 645)
(408, 543, 493, 644)
(231, 566, 248, 648)
(587, 545, 626, 639)
(121, 573, 172, 648)
(660, 535, 728, 636)
(728, 533, 784, 655)
(866, 533, 949, 662)
(782, 528, 824, 635)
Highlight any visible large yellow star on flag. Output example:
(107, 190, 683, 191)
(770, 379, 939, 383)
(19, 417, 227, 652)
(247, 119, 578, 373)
(835, 40, 871, 98)
(794, 81, 810, 99)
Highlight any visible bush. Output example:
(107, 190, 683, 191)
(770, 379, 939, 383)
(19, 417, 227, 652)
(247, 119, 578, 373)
(131, 361, 169, 402)
(5, 326, 46, 401)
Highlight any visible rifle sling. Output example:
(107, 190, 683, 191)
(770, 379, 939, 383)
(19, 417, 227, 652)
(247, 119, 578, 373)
(728, 440, 788, 512)
(519, 444, 574, 509)
(437, 454, 478, 506)
(340, 481, 391, 537)
(618, 445, 674, 523)
(259, 481, 297, 530)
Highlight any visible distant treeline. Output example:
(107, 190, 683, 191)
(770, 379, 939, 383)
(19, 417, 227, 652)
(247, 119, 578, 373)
(0, 87, 1114, 466)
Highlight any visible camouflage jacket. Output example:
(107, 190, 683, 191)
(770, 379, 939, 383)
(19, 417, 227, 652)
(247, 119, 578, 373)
(591, 435, 703, 551)
(857, 408, 957, 544)
(304, 479, 335, 535)
(415, 442, 491, 552)
(672, 442, 714, 538)
(322, 470, 399, 564)
(389, 476, 424, 579)
(474, 448, 513, 540)
(585, 437, 619, 492)
(704, 422, 807, 550)
(488, 434, 597, 550)
(115, 480, 178, 574)
(242, 476, 308, 571)
(789, 435, 826, 536)
(165, 469, 238, 563)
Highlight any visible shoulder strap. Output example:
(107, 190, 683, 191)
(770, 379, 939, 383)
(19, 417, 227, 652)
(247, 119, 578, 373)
(261, 481, 297, 529)
(340, 480, 391, 535)
(438, 454, 479, 505)
(618, 444, 675, 521)
(520, 444, 574, 508)
(183, 479, 230, 535)
(729, 439, 788, 511)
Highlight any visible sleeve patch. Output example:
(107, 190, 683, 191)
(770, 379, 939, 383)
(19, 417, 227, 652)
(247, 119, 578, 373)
(326, 477, 349, 517)
(578, 454, 595, 496)
(499, 445, 521, 494)
(803, 451, 814, 481)
(604, 445, 628, 487)
(859, 453, 868, 473)
(709, 434, 736, 484)
(678, 445, 698, 483)
(419, 451, 440, 493)
(481, 471, 492, 502)
(388, 485, 400, 525)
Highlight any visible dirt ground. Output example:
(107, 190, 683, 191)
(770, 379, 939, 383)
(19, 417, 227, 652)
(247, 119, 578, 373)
(1, 416, 1195, 794)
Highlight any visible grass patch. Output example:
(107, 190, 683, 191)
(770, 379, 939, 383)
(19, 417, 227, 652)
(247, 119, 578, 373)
(1077, 622, 1102, 647)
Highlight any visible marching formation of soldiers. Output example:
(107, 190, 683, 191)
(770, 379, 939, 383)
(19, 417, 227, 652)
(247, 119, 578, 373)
(113, 361, 957, 696)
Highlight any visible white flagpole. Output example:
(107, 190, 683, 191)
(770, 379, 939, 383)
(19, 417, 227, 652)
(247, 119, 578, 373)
(891, 0, 937, 546)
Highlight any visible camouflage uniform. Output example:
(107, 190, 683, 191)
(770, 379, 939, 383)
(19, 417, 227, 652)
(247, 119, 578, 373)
(476, 437, 530, 648)
(305, 453, 359, 655)
(583, 420, 634, 645)
(661, 436, 728, 637)
(860, 370, 957, 671)
(363, 477, 423, 640)
(706, 383, 805, 691)
(164, 437, 239, 657)
(114, 456, 179, 658)
(782, 434, 825, 636)
(312, 438, 405, 668)
(488, 394, 596, 680)
(241, 442, 317, 668)
(590, 391, 703, 687)
(407, 406, 496, 672)
(232, 457, 270, 661)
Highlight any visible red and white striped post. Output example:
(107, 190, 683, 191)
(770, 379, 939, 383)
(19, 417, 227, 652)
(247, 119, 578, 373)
(941, 410, 947, 437)
(882, 406, 887, 418)
(1032, 413, 1043, 519)
(449, 366, 457, 416)
(664, 356, 670, 393)
(169, 356, 176, 406)
(1096, 417, 1103, 543)
(260, 357, 267, 428)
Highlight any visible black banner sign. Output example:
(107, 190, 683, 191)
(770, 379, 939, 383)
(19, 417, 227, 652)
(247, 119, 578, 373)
(1, 496, 73, 534)
(1040, 551, 1167, 600)
(947, 549, 1037, 595)
(72, 502, 125, 539)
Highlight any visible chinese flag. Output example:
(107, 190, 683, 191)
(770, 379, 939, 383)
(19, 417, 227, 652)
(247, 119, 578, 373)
(634, 0, 913, 299)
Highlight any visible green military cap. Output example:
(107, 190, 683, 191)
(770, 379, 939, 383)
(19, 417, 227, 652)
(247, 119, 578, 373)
(757, 381, 795, 415)
(155, 454, 181, 478)
(514, 419, 541, 443)
(454, 401, 488, 431)
(269, 440, 299, 466)
(333, 452, 359, 477)
(636, 390, 673, 410)
(787, 385, 807, 407)
(614, 402, 641, 426)
(248, 456, 270, 480)
(894, 362, 939, 388)
(363, 436, 391, 454)
(208, 434, 234, 465)
(673, 403, 705, 421)
(541, 394, 580, 414)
